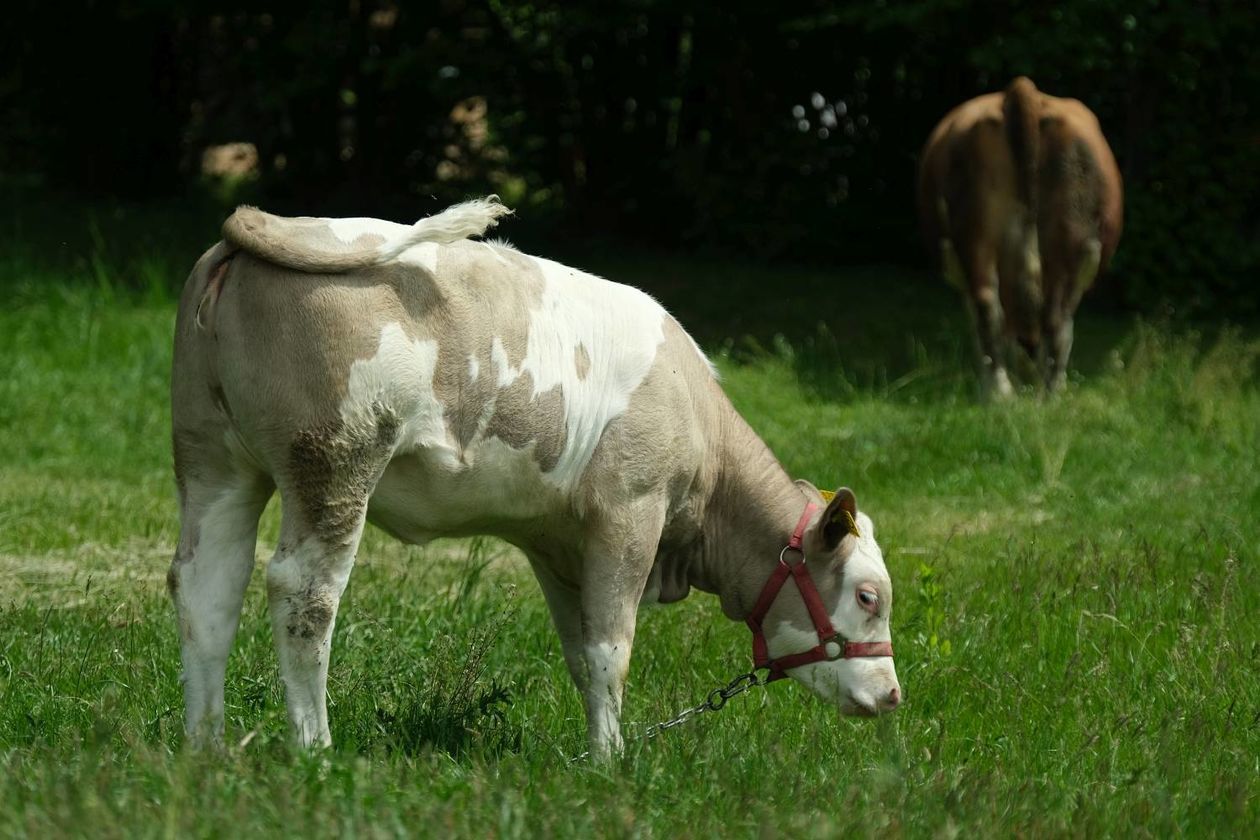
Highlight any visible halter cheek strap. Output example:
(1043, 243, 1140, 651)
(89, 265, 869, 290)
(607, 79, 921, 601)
(745, 502, 894, 682)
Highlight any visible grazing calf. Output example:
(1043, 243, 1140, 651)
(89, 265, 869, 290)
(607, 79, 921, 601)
(169, 198, 900, 757)
(918, 77, 1123, 396)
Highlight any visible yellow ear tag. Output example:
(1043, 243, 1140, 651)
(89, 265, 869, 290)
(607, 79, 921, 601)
(817, 489, 860, 538)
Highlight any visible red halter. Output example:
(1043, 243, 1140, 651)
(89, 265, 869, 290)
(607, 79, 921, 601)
(745, 502, 894, 682)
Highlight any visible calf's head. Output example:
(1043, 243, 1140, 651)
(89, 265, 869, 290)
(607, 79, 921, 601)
(765, 484, 901, 716)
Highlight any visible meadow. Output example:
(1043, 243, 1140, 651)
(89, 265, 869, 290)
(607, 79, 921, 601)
(0, 204, 1257, 836)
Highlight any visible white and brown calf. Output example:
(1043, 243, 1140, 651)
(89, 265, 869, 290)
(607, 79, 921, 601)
(918, 77, 1123, 396)
(169, 198, 900, 757)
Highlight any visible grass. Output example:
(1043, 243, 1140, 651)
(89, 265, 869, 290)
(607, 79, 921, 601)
(1, 204, 1258, 836)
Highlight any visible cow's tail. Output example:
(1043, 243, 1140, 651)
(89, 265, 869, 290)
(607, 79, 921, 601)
(1003, 76, 1041, 215)
(221, 196, 513, 273)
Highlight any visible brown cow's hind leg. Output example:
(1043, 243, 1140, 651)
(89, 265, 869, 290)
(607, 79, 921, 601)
(1045, 238, 1101, 392)
(966, 271, 1014, 400)
(940, 237, 967, 293)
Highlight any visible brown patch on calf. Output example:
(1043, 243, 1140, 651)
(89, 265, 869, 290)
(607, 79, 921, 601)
(285, 582, 338, 640)
(575, 343, 591, 381)
(468, 244, 545, 372)
(484, 372, 568, 472)
(432, 333, 499, 455)
(417, 242, 564, 464)
(288, 403, 400, 545)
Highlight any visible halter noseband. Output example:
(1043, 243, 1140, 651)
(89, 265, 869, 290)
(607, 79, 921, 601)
(745, 502, 894, 682)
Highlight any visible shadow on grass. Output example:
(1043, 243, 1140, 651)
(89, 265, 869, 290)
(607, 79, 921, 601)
(367, 616, 521, 758)
(578, 250, 1154, 406)
(336, 562, 526, 759)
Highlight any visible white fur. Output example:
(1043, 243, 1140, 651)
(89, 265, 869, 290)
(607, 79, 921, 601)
(584, 641, 631, 755)
(317, 229, 679, 507)
(371, 434, 566, 543)
(343, 324, 455, 464)
(509, 256, 667, 490)
(266, 530, 361, 749)
(490, 337, 516, 388)
(478, 240, 511, 265)
(397, 241, 440, 274)
(322, 216, 442, 275)
(374, 255, 672, 495)
(398, 197, 511, 248)
(327, 216, 410, 244)
(174, 486, 264, 743)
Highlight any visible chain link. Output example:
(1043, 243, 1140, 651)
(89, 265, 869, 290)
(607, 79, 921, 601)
(569, 669, 765, 762)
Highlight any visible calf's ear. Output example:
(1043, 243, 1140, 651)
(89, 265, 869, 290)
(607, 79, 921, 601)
(794, 478, 824, 504)
(808, 487, 860, 555)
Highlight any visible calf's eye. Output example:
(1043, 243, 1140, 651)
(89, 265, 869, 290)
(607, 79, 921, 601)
(856, 586, 879, 612)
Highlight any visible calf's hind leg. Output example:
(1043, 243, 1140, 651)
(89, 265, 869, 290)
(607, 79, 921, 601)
(169, 469, 272, 747)
(266, 417, 397, 748)
(265, 505, 368, 748)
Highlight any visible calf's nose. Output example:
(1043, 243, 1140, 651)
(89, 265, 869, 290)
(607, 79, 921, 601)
(882, 686, 902, 712)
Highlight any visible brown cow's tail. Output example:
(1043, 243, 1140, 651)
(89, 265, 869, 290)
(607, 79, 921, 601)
(1003, 76, 1041, 214)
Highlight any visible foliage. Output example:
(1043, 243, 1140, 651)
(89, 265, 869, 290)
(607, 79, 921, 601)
(5, 1, 1258, 315)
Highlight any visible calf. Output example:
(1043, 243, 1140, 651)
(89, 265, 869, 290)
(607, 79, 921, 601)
(918, 77, 1123, 396)
(169, 198, 900, 757)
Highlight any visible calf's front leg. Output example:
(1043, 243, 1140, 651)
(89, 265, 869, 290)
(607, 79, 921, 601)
(579, 585, 638, 758)
(576, 509, 662, 759)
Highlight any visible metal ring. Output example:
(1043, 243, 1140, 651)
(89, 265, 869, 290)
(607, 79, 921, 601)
(822, 634, 846, 660)
(778, 546, 805, 568)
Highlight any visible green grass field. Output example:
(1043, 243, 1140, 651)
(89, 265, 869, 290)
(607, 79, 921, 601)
(1, 209, 1257, 836)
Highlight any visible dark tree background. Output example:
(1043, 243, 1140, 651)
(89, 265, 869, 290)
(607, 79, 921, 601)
(4, 0, 1257, 315)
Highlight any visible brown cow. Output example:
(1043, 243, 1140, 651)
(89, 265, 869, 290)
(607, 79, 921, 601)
(918, 77, 1123, 396)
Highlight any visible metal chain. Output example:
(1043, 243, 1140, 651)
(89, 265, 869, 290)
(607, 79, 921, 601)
(642, 669, 765, 738)
(570, 669, 766, 762)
